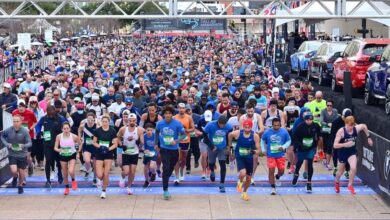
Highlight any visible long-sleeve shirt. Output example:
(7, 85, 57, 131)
(1, 126, 32, 158)
(0, 92, 17, 113)
(18, 81, 39, 95)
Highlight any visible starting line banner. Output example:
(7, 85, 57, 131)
(357, 131, 390, 205)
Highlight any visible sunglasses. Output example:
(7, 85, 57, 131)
(327, 104, 333, 107)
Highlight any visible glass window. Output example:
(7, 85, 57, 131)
(381, 45, 390, 62)
(362, 44, 388, 56)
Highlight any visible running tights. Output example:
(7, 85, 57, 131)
(44, 147, 62, 183)
(295, 158, 314, 182)
(160, 148, 179, 191)
(209, 160, 226, 184)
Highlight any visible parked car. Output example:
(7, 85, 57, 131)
(307, 42, 348, 86)
(290, 40, 323, 77)
(332, 38, 390, 92)
(364, 44, 390, 114)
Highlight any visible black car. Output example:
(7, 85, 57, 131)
(307, 42, 348, 85)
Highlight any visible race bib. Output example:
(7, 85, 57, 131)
(270, 143, 281, 154)
(85, 138, 93, 145)
(22, 123, 28, 129)
(145, 150, 156, 157)
(322, 126, 331, 134)
(125, 146, 137, 155)
(60, 147, 73, 157)
(212, 135, 224, 146)
(163, 135, 174, 145)
(190, 131, 196, 138)
(99, 140, 110, 148)
(12, 143, 22, 151)
(179, 133, 189, 142)
(289, 122, 294, 129)
(302, 138, 313, 148)
(239, 147, 251, 156)
(43, 131, 51, 141)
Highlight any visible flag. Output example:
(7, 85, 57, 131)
(263, 3, 277, 15)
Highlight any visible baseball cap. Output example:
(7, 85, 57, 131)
(129, 113, 137, 119)
(178, 103, 186, 108)
(18, 99, 26, 106)
(230, 101, 238, 107)
(159, 87, 166, 91)
(115, 94, 123, 100)
(204, 110, 213, 122)
(54, 100, 63, 108)
(29, 96, 38, 102)
(125, 97, 133, 103)
(133, 87, 141, 93)
(243, 119, 253, 128)
(272, 87, 280, 94)
(185, 104, 192, 110)
(122, 110, 130, 115)
(74, 97, 81, 102)
(304, 112, 314, 120)
(218, 115, 228, 124)
(342, 108, 352, 117)
(3, 83, 11, 89)
(91, 95, 100, 101)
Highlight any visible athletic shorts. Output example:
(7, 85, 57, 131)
(8, 156, 28, 169)
(83, 144, 96, 156)
(208, 148, 227, 163)
(59, 153, 77, 162)
(322, 133, 333, 155)
(267, 157, 285, 170)
(95, 151, 115, 161)
(143, 155, 157, 165)
(179, 143, 190, 151)
(297, 148, 316, 161)
(338, 147, 357, 164)
(236, 156, 254, 176)
(199, 142, 208, 153)
(122, 154, 139, 166)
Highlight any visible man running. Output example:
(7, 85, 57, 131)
(228, 119, 260, 201)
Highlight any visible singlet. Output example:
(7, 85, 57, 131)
(123, 126, 139, 155)
(83, 123, 96, 146)
(144, 113, 159, 128)
(59, 133, 76, 157)
(340, 127, 358, 150)
(285, 106, 299, 129)
(226, 110, 237, 119)
(174, 114, 191, 144)
(242, 113, 260, 132)
(218, 103, 230, 114)
(264, 110, 281, 129)
(235, 130, 255, 159)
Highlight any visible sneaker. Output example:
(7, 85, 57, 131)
(326, 163, 333, 171)
(174, 179, 180, 186)
(292, 174, 299, 186)
(241, 192, 249, 201)
(236, 180, 243, 193)
(275, 175, 281, 187)
(322, 160, 328, 168)
(50, 171, 55, 181)
(179, 174, 185, 181)
(71, 181, 77, 190)
(251, 178, 255, 186)
(313, 155, 319, 162)
(28, 164, 34, 177)
(84, 172, 89, 180)
(100, 191, 106, 199)
(194, 162, 199, 168)
(64, 187, 70, 195)
(333, 168, 338, 177)
(306, 183, 312, 193)
(58, 176, 63, 185)
(319, 151, 325, 160)
(270, 187, 277, 195)
(127, 187, 133, 195)
(344, 171, 349, 179)
(288, 165, 295, 174)
(18, 186, 23, 194)
(219, 185, 226, 193)
(348, 185, 356, 195)
(92, 178, 97, 186)
(163, 190, 171, 200)
(303, 172, 308, 179)
(119, 178, 125, 188)
(150, 173, 156, 182)
(96, 179, 102, 190)
(143, 181, 150, 188)
(22, 180, 26, 186)
(335, 182, 340, 193)
(157, 170, 162, 178)
(201, 175, 207, 180)
(79, 164, 87, 172)
(186, 169, 191, 175)
(45, 181, 52, 189)
(12, 176, 18, 187)
(210, 171, 215, 182)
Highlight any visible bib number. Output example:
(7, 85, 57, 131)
(43, 131, 51, 141)
(145, 150, 156, 157)
(163, 135, 174, 145)
(302, 138, 313, 148)
(270, 143, 281, 154)
(212, 136, 224, 146)
(125, 146, 137, 155)
(322, 127, 331, 134)
(99, 140, 110, 149)
(190, 131, 196, 138)
(239, 147, 251, 156)
(11, 143, 22, 151)
(179, 133, 189, 142)
(60, 147, 73, 157)
(22, 124, 28, 129)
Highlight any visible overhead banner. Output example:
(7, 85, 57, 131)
(143, 19, 226, 31)
(17, 33, 31, 51)
(356, 131, 390, 205)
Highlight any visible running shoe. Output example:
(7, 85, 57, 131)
(201, 174, 207, 180)
(84, 172, 89, 180)
(241, 192, 249, 201)
(157, 170, 162, 178)
(303, 172, 308, 179)
(219, 185, 226, 193)
(326, 163, 333, 171)
(174, 179, 180, 186)
(96, 179, 102, 190)
(270, 187, 277, 195)
(71, 181, 77, 190)
(179, 173, 185, 181)
(186, 169, 191, 175)
(210, 171, 216, 182)
(306, 183, 312, 193)
(313, 155, 319, 162)
(45, 181, 52, 189)
(275, 174, 281, 187)
(194, 162, 199, 168)
(28, 164, 34, 177)
(344, 171, 349, 179)
(150, 173, 156, 182)
(92, 178, 97, 186)
(292, 174, 299, 186)
(348, 185, 356, 195)
(333, 168, 338, 177)
(143, 181, 150, 188)
(163, 190, 171, 200)
(335, 182, 340, 193)
(319, 151, 325, 160)
(236, 180, 243, 193)
(50, 171, 55, 181)
(18, 186, 23, 194)
(22, 180, 26, 186)
(12, 176, 17, 187)
(64, 187, 70, 195)
(251, 178, 255, 186)
(100, 191, 106, 199)
(127, 187, 133, 195)
(288, 165, 295, 174)
(322, 160, 328, 168)
(119, 178, 125, 188)
(79, 164, 87, 172)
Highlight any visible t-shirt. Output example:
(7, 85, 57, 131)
(204, 121, 233, 149)
(12, 109, 37, 139)
(156, 119, 185, 150)
(306, 100, 326, 125)
(261, 128, 291, 158)
(94, 127, 117, 154)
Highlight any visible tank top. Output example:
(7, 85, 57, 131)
(226, 110, 237, 119)
(59, 133, 76, 157)
(235, 130, 255, 159)
(174, 114, 191, 143)
(144, 113, 159, 128)
(123, 126, 139, 155)
(242, 114, 259, 132)
(285, 107, 299, 129)
(340, 127, 358, 150)
(83, 124, 96, 146)
(218, 103, 230, 114)
(264, 110, 281, 129)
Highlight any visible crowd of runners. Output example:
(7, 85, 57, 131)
(0, 35, 372, 200)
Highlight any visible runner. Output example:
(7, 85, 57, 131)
(283, 97, 300, 174)
(28, 96, 45, 171)
(53, 122, 82, 195)
(261, 118, 291, 195)
(261, 98, 286, 129)
(333, 116, 373, 194)
(173, 102, 195, 184)
(203, 115, 232, 192)
(320, 100, 338, 171)
(185, 104, 202, 174)
(92, 115, 118, 199)
(197, 110, 213, 180)
(155, 105, 185, 200)
(1, 115, 32, 194)
(292, 112, 321, 193)
(228, 119, 260, 201)
(142, 123, 158, 187)
(117, 113, 144, 195)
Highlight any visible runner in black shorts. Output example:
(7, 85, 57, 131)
(79, 112, 98, 181)
(142, 123, 158, 188)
